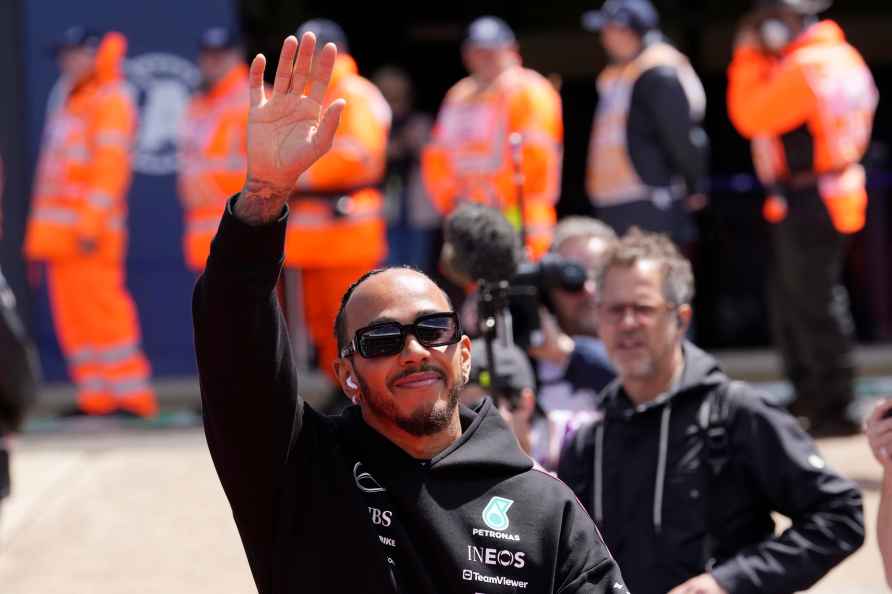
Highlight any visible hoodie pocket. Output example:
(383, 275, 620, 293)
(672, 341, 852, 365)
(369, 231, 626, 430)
(661, 426, 710, 573)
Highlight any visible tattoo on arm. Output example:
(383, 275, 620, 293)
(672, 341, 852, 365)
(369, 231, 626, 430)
(234, 178, 289, 225)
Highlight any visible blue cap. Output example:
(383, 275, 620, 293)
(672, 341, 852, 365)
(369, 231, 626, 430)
(199, 26, 242, 51)
(582, 0, 660, 33)
(51, 26, 102, 54)
(464, 16, 516, 48)
(295, 19, 349, 52)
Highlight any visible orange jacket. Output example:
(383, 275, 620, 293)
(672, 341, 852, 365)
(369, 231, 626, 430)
(177, 63, 249, 271)
(25, 32, 137, 262)
(284, 54, 391, 268)
(727, 20, 878, 233)
(422, 65, 563, 260)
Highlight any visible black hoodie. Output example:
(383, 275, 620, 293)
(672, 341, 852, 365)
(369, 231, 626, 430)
(194, 198, 628, 594)
(558, 342, 864, 594)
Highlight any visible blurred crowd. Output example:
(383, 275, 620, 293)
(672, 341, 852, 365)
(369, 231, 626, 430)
(2, 0, 892, 591)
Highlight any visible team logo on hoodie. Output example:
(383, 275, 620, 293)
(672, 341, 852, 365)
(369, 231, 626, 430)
(353, 462, 386, 493)
(482, 496, 513, 531)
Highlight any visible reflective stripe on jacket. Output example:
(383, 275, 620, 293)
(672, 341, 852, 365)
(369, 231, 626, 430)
(423, 65, 563, 259)
(178, 63, 249, 271)
(727, 20, 878, 233)
(587, 42, 705, 207)
(25, 32, 136, 263)
(284, 54, 391, 268)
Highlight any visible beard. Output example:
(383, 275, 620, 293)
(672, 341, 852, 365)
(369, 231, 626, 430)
(356, 370, 461, 437)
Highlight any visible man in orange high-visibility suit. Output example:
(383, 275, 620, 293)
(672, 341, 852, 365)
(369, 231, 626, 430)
(727, 0, 878, 436)
(24, 27, 158, 418)
(284, 20, 391, 382)
(178, 27, 249, 273)
(423, 16, 563, 261)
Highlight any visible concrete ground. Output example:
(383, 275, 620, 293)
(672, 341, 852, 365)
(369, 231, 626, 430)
(0, 416, 888, 593)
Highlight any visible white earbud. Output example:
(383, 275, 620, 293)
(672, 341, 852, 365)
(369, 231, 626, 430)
(346, 375, 358, 390)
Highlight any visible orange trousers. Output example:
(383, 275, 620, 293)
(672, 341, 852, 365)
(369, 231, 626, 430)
(286, 266, 375, 381)
(46, 257, 158, 417)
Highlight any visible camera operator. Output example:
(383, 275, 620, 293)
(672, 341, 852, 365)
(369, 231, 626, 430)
(461, 338, 548, 466)
(528, 217, 617, 462)
(442, 205, 616, 469)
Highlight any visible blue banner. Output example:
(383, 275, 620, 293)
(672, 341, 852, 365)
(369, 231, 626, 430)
(24, 0, 237, 380)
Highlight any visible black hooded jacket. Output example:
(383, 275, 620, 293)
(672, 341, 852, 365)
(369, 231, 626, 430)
(558, 342, 864, 594)
(194, 198, 628, 593)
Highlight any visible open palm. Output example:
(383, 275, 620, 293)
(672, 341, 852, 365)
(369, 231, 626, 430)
(245, 33, 345, 190)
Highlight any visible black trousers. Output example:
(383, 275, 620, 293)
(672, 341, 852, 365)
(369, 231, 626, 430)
(768, 185, 855, 419)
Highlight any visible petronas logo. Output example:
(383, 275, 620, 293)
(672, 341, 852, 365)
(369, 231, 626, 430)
(482, 496, 514, 531)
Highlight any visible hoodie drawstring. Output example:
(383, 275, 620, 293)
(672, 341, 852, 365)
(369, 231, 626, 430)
(653, 402, 672, 533)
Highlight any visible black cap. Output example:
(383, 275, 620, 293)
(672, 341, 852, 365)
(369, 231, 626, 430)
(582, 0, 660, 34)
(295, 18, 349, 52)
(469, 339, 536, 396)
(199, 26, 242, 51)
(753, 0, 832, 14)
(51, 26, 102, 55)
(464, 16, 516, 48)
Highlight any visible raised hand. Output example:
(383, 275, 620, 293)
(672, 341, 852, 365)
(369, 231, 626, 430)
(866, 398, 892, 469)
(236, 33, 345, 224)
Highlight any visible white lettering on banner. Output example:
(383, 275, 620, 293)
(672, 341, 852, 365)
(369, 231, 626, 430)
(467, 545, 526, 569)
(367, 507, 392, 527)
(461, 569, 529, 589)
(472, 527, 520, 542)
(125, 53, 200, 175)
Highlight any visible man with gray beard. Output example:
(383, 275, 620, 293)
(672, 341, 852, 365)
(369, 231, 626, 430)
(558, 227, 863, 594)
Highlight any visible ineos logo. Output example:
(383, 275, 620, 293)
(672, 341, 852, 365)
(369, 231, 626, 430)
(353, 462, 386, 493)
(467, 545, 526, 569)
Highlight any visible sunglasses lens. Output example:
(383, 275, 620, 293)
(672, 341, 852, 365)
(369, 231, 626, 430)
(358, 323, 404, 358)
(415, 314, 459, 347)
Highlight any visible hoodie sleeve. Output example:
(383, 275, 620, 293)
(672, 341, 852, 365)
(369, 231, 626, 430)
(193, 196, 303, 589)
(555, 497, 628, 594)
(710, 392, 864, 594)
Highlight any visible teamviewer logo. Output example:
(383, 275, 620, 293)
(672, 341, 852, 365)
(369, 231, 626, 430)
(462, 569, 473, 581)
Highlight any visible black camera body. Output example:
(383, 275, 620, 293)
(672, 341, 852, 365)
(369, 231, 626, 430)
(508, 254, 587, 349)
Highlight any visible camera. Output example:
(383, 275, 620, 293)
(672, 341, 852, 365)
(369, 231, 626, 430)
(441, 202, 588, 350)
(508, 254, 587, 349)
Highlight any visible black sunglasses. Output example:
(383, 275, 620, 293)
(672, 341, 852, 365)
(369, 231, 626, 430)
(341, 312, 462, 359)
